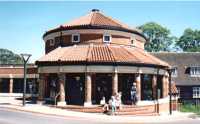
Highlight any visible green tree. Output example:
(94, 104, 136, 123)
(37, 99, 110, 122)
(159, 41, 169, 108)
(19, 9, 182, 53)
(138, 22, 174, 52)
(0, 48, 23, 64)
(176, 28, 200, 52)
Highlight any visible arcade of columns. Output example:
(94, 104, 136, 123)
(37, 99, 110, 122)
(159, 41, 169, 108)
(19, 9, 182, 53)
(38, 71, 169, 106)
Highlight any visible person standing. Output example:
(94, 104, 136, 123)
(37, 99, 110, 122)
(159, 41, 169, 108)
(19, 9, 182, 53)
(130, 83, 137, 105)
(111, 96, 116, 115)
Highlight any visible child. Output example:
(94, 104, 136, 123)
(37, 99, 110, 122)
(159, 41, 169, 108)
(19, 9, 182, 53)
(111, 96, 116, 115)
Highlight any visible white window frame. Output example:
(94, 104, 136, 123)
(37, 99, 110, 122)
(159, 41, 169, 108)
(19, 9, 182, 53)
(190, 66, 200, 77)
(171, 67, 178, 77)
(193, 87, 200, 98)
(103, 34, 111, 43)
(49, 39, 55, 46)
(72, 34, 80, 43)
(130, 36, 136, 46)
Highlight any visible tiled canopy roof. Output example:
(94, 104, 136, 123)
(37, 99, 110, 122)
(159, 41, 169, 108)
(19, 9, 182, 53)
(36, 44, 169, 67)
(43, 9, 142, 38)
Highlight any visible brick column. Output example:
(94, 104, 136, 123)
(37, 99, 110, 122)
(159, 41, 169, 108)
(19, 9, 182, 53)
(38, 74, 46, 101)
(112, 72, 118, 95)
(57, 73, 66, 106)
(165, 76, 169, 97)
(9, 78, 13, 93)
(84, 73, 92, 106)
(152, 75, 157, 99)
(163, 76, 169, 97)
(135, 73, 141, 101)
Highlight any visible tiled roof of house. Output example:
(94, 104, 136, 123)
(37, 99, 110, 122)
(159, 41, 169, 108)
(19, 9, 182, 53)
(36, 44, 169, 67)
(43, 9, 144, 38)
(152, 52, 200, 86)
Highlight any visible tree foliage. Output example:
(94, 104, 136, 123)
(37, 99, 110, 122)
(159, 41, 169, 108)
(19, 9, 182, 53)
(176, 28, 200, 52)
(0, 48, 23, 64)
(138, 22, 174, 52)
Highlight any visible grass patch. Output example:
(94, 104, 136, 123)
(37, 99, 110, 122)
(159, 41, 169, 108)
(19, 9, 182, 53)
(180, 103, 200, 115)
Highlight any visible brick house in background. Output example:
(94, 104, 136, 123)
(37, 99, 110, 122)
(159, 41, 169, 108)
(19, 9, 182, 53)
(152, 52, 200, 102)
(0, 64, 38, 94)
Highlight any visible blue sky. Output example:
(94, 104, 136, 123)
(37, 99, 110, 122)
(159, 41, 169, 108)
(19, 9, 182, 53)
(0, 1, 200, 62)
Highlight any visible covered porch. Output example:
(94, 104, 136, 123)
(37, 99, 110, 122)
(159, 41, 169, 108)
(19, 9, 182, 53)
(37, 65, 169, 107)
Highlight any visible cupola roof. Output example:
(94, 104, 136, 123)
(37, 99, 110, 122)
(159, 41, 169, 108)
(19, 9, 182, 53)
(43, 9, 145, 39)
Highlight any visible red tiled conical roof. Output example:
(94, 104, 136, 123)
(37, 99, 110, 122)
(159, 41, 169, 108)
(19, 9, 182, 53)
(43, 9, 143, 38)
(36, 44, 169, 67)
(62, 9, 136, 31)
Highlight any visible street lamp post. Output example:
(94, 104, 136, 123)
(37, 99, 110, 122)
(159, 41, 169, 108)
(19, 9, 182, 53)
(168, 69, 172, 115)
(21, 53, 31, 106)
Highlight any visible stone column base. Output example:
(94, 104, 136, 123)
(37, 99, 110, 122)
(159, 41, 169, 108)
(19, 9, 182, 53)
(84, 102, 92, 107)
(57, 101, 66, 106)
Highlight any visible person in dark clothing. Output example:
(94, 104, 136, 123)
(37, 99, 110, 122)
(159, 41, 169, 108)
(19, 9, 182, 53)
(130, 83, 137, 105)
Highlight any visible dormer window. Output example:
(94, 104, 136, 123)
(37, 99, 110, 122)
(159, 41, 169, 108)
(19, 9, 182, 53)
(49, 39, 55, 46)
(72, 34, 80, 43)
(103, 34, 111, 43)
(190, 66, 200, 77)
(171, 67, 178, 77)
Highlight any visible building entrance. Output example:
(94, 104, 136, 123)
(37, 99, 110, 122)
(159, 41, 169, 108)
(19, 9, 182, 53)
(141, 74, 153, 100)
(93, 74, 112, 104)
(119, 74, 135, 104)
(66, 74, 85, 105)
(0, 78, 9, 93)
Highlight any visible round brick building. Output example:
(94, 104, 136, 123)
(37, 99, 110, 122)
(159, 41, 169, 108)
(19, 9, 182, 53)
(36, 9, 171, 111)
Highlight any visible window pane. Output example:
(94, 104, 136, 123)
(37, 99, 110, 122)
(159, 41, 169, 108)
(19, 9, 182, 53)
(73, 35, 79, 41)
(104, 36, 110, 41)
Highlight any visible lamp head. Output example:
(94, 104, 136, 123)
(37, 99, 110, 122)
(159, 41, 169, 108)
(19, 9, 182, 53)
(20, 53, 31, 62)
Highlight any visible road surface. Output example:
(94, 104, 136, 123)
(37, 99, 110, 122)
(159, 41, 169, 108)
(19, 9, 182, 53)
(0, 107, 106, 124)
(0, 107, 200, 124)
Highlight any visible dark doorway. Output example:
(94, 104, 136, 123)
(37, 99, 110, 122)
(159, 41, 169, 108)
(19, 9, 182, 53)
(0, 78, 9, 93)
(13, 78, 35, 93)
(141, 74, 153, 100)
(13, 78, 23, 93)
(157, 75, 163, 98)
(66, 74, 85, 105)
(118, 74, 135, 104)
(93, 74, 112, 104)
(46, 74, 59, 98)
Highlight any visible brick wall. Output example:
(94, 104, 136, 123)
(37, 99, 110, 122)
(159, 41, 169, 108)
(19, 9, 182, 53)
(0, 67, 37, 74)
(45, 33, 145, 53)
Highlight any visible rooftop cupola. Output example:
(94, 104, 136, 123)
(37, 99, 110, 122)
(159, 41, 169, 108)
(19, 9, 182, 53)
(91, 9, 100, 12)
